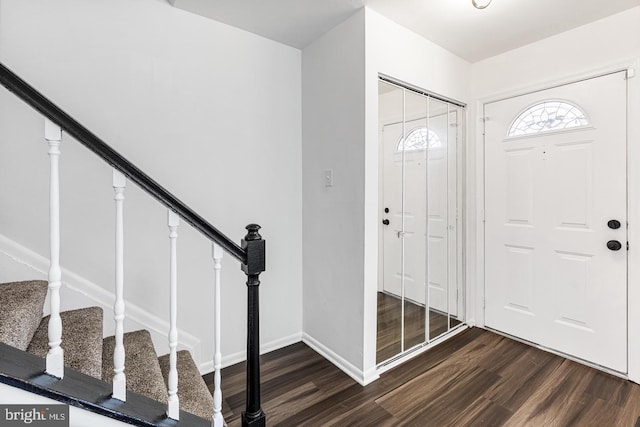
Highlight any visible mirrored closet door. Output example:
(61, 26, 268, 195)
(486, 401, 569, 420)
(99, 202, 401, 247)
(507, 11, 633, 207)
(377, 78, 465, 365)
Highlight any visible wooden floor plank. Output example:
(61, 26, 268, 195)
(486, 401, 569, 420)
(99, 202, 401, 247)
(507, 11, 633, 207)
(381, 327, 485, 390)
(616, 384, 640, 426)
(277, 380, 391, 426)
(323, 401, 397, 427)
(404, 367, 502, 426)
(483, 346, 564, 413)
(447, 397, 513, 427)
(504, 359, 596, 426)
(376, 332, 503, 418)
(208, 328, 640, 426)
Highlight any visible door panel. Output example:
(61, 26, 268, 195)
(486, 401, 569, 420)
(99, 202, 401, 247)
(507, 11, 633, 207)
(484, 71, 627, 372)
(505, 148, 534, 224)
(504, 244, 535, 314)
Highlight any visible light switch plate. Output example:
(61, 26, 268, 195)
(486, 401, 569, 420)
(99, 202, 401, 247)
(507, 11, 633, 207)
(324, 169, 334, 187)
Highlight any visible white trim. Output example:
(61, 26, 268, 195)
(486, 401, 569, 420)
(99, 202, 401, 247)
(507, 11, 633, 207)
(475, 58, 640, 383)
(302, 333, 380, 386)
(477, 57, 640, 106)
(0, 233, 201, 362)
(625, 59, 640, 383)
(199, 331, 303, 375)
(473, 100, 486, 328)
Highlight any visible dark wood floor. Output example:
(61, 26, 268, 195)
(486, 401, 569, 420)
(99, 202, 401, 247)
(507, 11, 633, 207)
(206, 328, 640, 426)
(377, 292, 461, 363)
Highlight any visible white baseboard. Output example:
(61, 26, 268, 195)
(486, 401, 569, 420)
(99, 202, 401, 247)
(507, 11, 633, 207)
(0, 233, 201, 360)
(302, 333, 379, 386)
(198, 331, 303, 375)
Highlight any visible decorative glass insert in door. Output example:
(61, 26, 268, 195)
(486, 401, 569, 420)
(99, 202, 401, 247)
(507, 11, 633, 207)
(508, 100, 589, 137)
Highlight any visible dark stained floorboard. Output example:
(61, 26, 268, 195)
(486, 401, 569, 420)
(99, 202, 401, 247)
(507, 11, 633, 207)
(204, 328, 640, 426)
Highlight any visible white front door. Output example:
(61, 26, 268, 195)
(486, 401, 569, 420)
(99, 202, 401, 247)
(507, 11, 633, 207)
(484, 71, 628, 372)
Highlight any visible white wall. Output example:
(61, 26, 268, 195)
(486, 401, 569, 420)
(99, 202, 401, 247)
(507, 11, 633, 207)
(471, 7, 640, 98)
(363, 8, 471, 379)
(0, 0, 302, 370)
(301, 9, 368, 384)
(302, 7, 470, 385)
(469, 6, 640, 378)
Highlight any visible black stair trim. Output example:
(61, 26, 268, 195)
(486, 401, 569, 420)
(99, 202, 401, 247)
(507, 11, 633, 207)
(0, 342, 210, 427)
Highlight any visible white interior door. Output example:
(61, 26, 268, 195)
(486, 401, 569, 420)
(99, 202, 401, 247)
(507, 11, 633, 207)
(484, 71, 628, 372)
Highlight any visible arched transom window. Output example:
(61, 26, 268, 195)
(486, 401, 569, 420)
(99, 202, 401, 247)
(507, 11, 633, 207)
(508, 100, 589, 137)
(396, 127, 442, 152)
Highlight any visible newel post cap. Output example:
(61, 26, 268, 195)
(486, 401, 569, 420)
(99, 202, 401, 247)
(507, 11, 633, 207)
(241, 224, 265, 277)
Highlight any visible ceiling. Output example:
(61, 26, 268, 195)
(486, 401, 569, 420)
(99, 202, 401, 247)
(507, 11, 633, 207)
(170, 0, 640, 62)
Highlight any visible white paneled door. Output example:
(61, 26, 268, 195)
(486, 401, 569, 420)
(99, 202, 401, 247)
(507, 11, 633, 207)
(484, 71, 628, 372)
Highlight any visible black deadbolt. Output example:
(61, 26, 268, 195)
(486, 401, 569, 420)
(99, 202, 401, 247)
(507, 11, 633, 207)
(384, 207, 389, 213)
(608, 219, 621, 230)
(382, 219, 390, 225)
(607, 240, 622, 251)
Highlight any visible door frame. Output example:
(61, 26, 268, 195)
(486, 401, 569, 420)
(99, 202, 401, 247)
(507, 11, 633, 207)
(473, 60, 640, 382)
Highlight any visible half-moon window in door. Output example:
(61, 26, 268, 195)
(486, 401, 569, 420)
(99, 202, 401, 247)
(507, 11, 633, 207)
(396, 127, 441, 152)
(508, 100, 589, 137)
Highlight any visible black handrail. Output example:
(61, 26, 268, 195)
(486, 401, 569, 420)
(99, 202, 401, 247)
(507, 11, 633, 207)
(0, 62, 246, 264)
(1, 61, 267, 426)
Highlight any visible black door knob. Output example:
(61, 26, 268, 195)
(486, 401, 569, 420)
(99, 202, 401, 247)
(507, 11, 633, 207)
(607, 240, 622, 251)
(384, 207, 389, 213)
(608, 220, 621, 229)
(382, 219, 390, 225)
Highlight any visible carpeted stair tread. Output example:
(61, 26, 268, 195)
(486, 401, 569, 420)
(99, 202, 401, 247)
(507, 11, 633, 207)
(27, 307, 104, 379)
(0, 280, 48, 350)
(103, 330, 168, 404)
(158, 350, 214, 420)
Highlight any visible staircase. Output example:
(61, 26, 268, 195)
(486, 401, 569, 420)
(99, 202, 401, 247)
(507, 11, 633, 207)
(1, 279, 214, 420)
(0, 61, 267, 426)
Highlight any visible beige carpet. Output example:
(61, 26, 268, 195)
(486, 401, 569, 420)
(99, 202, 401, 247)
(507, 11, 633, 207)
(1, 280, 216, 421)
(103, 329, 168, 404)
(159, 350, 214, 419)
(28, 306, 104, 379)
(0, 280, 48, 350)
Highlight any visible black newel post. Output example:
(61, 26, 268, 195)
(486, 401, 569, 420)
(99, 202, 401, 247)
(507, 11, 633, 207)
(241, 224, 266, 427)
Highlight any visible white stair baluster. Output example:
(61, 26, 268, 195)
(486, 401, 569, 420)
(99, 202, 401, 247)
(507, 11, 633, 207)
(212, 243, 224, 427)
(112, 169, 127, 401)
(45, 118, 64, 379)
(167, 210, 180, 420)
